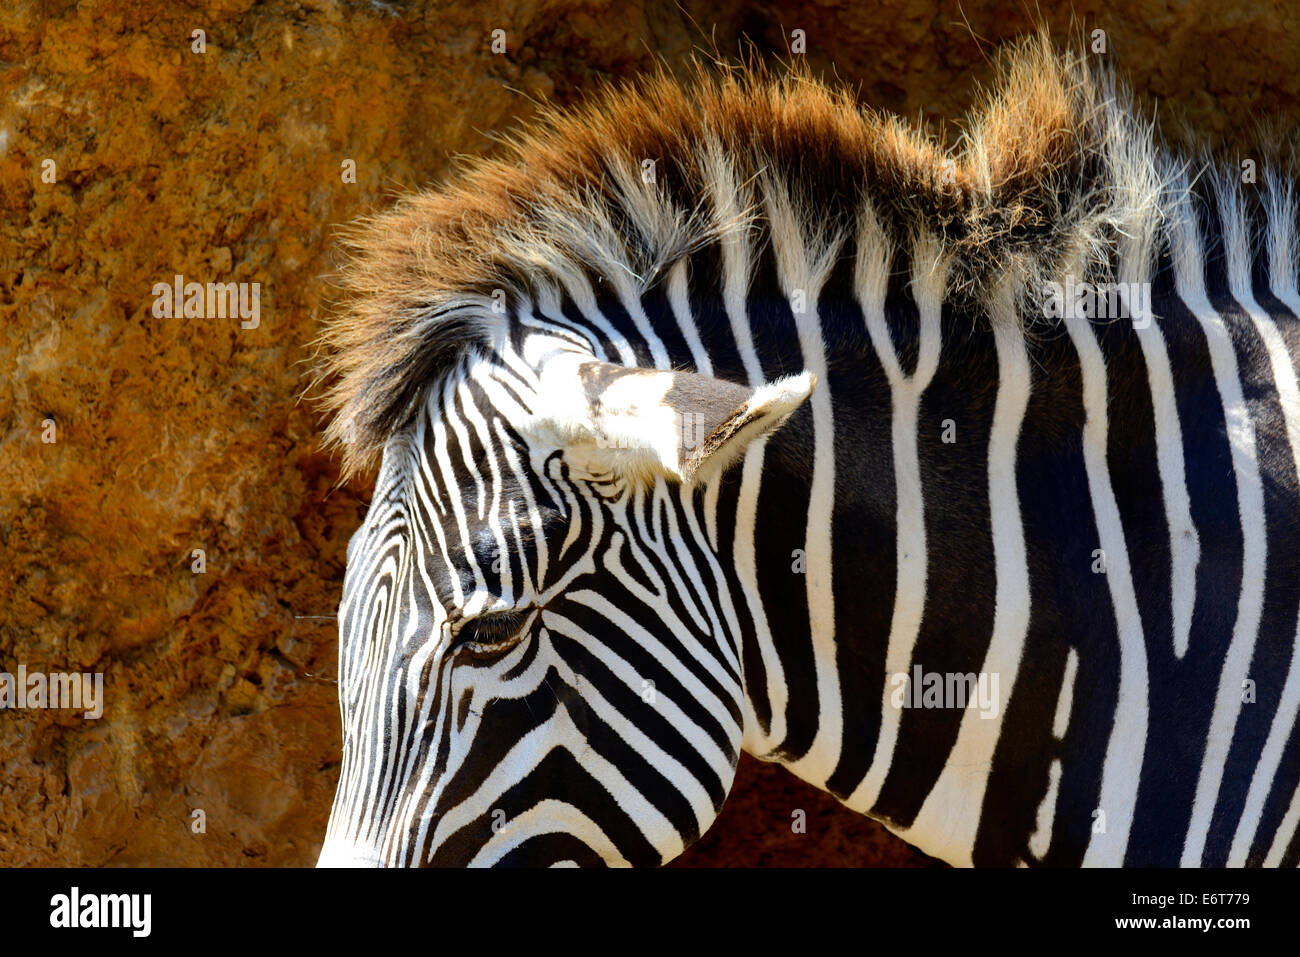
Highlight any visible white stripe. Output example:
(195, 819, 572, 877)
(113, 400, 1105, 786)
(903, 284, 1030, 863)
(760, 177, 844, 782)
(554, 270, 634, 365)
(1025, 648, 1080, 861)
(353, 457, 433, 854)
(1127, 262, 1200, 658)
(561, 591, 739, 734)
(1264, 779, 1300, 866)
(632, 484, 710, 633)
(609, 282, 671, 370)
(542, 612, 735, 828)
(468, 800, 630, 867)
(1054, 648, 1080, 740)
(1236, 639, 1300, 864)
(1225, 184, 1300, 866)
(494, 419, 548, 594)
(430, 378, 481, 604)
(431, 714, 672, 863)
(1164, 177, 1269, 866)
(702, 478, 721, 552)
(675, 483, 749, 679)
(1028, 760, 1063, 861)
(458, 372, 514, 602)
(850, 229, 945, 809)
(1067, 311, 1149, 868)
(592, 527, 739, 695)
(707, 162, 790, 754)
(407, 633, 555, 863)
(667, 258, 714, 375)
(525, 287, 610, 361)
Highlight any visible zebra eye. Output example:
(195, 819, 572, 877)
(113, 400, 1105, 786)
(452, 610, 529, 651)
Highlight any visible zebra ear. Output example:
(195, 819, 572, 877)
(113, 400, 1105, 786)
(527, 357, 816, 485)
(671, 369, 818, 484)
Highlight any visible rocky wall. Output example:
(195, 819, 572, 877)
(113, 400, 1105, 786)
(2, 0, 1298, 867)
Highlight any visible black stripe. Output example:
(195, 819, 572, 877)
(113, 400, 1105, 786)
(1199, 249, 1300, 866)
(822, 244, 898, 798)
(873, 299, 999, 824)
(747, 243, 816, 760)
(975, 318, 1114, 867)
(1124, 244, 1243, 865)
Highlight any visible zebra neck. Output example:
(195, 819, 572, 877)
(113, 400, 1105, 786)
(696, 240, 1149, 841)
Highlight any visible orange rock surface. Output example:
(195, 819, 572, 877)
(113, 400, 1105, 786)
(2, 1, 1296, 867)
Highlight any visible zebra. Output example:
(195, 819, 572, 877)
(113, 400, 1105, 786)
(313, 34, 1300, 867)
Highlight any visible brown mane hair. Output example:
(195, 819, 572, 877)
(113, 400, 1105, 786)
(313, 33, 1178, 478)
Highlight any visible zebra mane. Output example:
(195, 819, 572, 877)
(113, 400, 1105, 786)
(313, 32, 1289, 479)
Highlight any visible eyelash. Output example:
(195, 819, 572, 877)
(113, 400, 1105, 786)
(452, 609, 531, 651)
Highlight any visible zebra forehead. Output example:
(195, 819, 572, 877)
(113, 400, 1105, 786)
(313, 30, 1289, 480)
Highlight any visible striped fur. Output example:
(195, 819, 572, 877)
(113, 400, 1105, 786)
(315, 35, 1300, 867)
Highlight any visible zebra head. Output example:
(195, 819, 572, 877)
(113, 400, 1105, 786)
(318, 324, 815, 866)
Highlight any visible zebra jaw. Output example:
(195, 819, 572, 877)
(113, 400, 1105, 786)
(524, 356, 816, 486)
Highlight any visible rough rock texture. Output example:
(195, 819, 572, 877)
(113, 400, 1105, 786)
(2, 0, 1297, 867)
